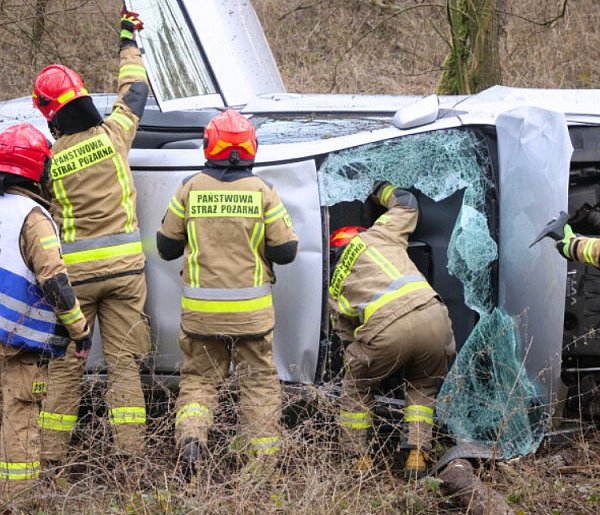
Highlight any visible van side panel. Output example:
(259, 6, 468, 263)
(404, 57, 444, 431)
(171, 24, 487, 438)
(255, 161, 323, 383)
(498, 107, 572, 410)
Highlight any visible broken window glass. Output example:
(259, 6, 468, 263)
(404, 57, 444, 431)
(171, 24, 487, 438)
(436, 309, 546, 459)
(318, 128, 496, 315)
(126, 0, 223, 111)
(318, 127, 545, 458)
(253, 115, 393, 145)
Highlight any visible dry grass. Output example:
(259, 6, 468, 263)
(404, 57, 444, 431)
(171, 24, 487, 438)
(0, 377, 597, 514)
(256, 0, 600, 94)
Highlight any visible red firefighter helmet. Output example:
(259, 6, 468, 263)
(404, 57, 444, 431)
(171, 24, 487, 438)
(32, 65, 89, 121)
(0, 123, 52, 182)
(330, 225, 367, 250)
(203, 110, 258, 166)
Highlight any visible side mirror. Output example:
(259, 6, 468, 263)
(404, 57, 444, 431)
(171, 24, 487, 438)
(392, 94, 439, 130)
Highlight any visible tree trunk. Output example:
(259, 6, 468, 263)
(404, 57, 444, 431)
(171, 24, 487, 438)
(437, 0, 503, 95)
(30, 0, 50, 64)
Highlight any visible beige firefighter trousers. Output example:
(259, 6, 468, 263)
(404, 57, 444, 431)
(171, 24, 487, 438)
(340, 297, 456, 455)
(175, 331, 282, 457)
(0, 346, 47, 500)
(39, 273, 150, 461)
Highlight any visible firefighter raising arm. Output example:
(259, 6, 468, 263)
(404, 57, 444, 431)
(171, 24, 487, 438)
(103, 5, 149, 151)
(367, 180, 420, 249)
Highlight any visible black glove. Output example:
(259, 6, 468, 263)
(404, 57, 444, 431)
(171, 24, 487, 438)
(555, 224, 576, 261)
(73, 334, 92, 359)
(120, 5, 144, 44)
(570, 203, 600, 235)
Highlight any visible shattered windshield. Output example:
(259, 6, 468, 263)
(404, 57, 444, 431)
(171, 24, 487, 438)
(253, 115, 393, 145)
(319, 128, 495, 314)
(318, 127, 546, 458)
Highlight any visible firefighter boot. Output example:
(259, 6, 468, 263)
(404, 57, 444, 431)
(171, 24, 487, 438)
(403, 449, 428, 479)
(353, 454, 374, 474)
(240, 455, 283, 484)
(177, 438, 208, 483)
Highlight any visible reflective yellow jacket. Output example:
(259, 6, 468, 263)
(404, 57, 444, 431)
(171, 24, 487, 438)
(329, 185, 438, 343)
(159, 168, 299, 337)
(47, 46, 148, 283)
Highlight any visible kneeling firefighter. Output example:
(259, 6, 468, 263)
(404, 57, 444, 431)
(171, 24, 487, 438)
(0, 123, 90, 500)
(328, 182, 456, 477)
(157, 110, 299, 482)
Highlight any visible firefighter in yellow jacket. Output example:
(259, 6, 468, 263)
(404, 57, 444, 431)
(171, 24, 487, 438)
(157, 110, 299, 481)
(31, 8, 150, 467)
(328, 182, 456, 477)
(556, 223, 600, 267)
(0, 123, 90, 501)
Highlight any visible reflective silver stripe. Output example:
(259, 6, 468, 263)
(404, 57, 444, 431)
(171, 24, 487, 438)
(61, 230, 141, 253)
(357, 274, 426, 323)
(0, 289, 63, 344)
(183, 284, 271, 300)
(0, 314, 68, 347)
(0, 291, 56, 324)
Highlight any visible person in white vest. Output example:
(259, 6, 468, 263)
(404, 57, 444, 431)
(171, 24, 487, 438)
(0, 123, 90, 504)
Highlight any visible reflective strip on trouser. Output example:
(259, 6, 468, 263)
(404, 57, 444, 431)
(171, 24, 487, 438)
(404, 405, 434, 425)
(62, 231, 142, 265)
(109, 406, 146, 425)
(250, 436, 281, 456)
(38, 411, 78, 431)
(0, 461, 40, 481)
(175, 402, 212, 427)
(339, 409, 372, 429)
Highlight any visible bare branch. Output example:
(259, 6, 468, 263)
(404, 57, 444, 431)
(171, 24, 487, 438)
(278, 1, 329, 22)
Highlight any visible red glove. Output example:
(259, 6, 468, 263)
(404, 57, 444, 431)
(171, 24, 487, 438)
(73, 334, 92, 360)
(120, 6, 144, 41)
